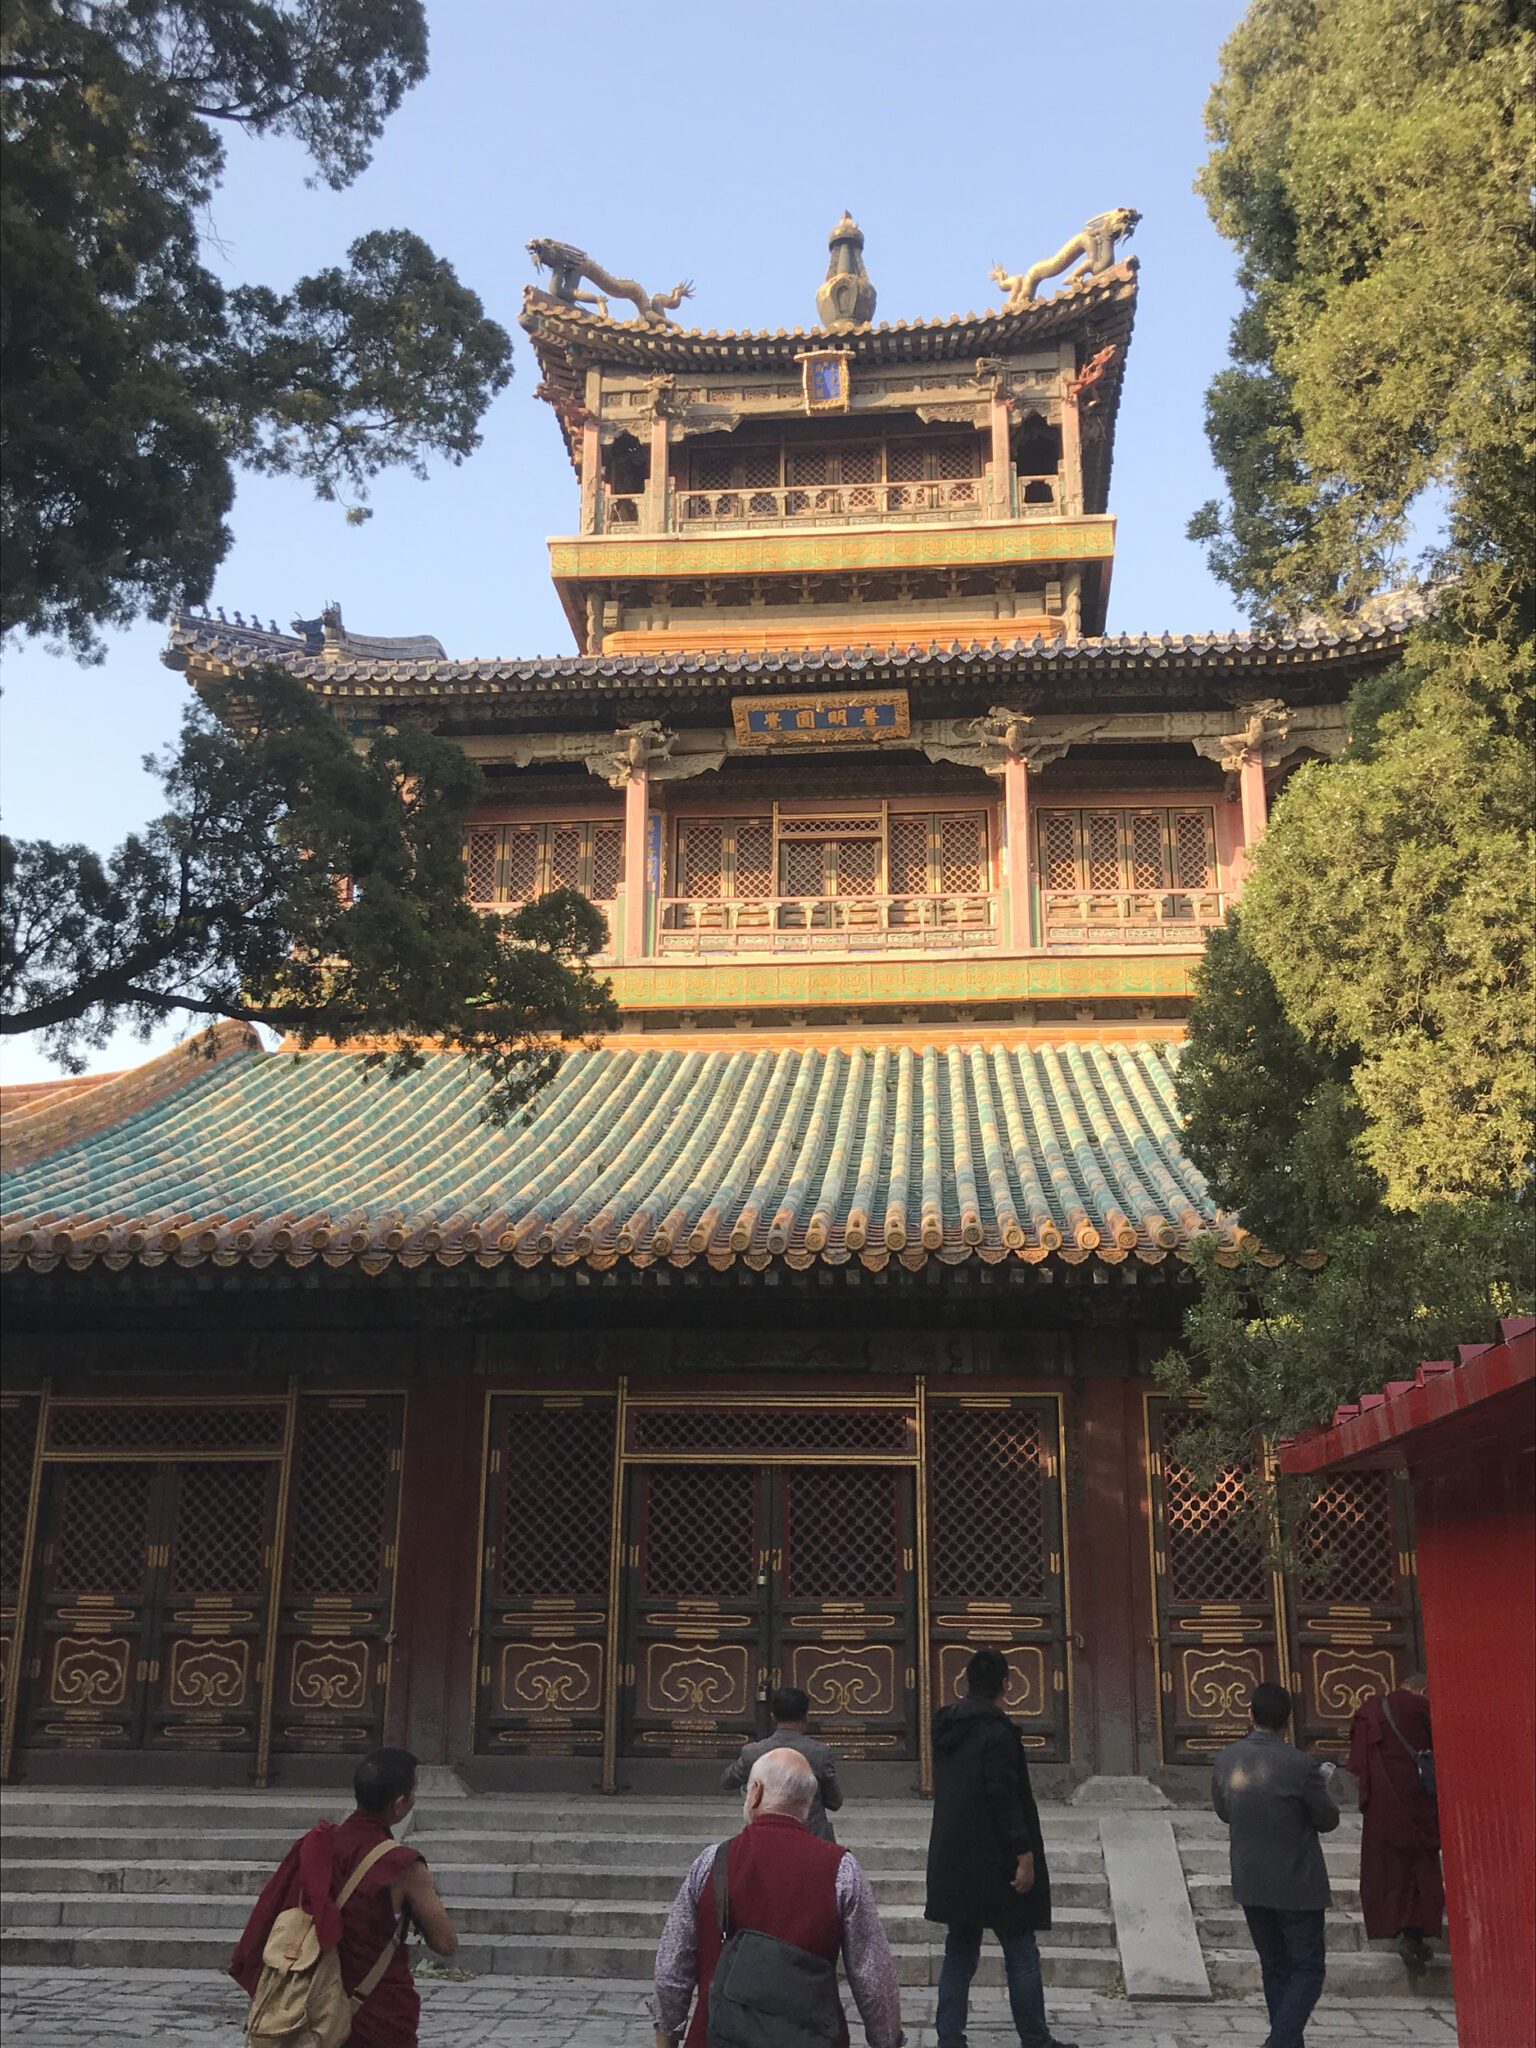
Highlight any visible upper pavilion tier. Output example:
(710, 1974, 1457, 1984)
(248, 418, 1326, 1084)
(518, 216, 1141, 655)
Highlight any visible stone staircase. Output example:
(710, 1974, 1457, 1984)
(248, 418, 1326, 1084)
(0, 1789, 1120, 1990)
(1172, 1810, 1453, 1999)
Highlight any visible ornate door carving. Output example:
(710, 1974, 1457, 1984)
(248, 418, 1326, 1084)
(274, 1396, 405, 1757)
(23, 1458, 279, 1753)
(1148, 1402, 1284, 1764)
(1287, 1470, 1420, 1756)
(474, 1395, 616, 1757)
(926, 1396, 1070, 1759)
(774, 1465, 917, 1759)
(622, 1463, 766, 1761)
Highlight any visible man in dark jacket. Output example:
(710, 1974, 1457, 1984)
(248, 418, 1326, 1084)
(924, 1648, 1074, 2048)
(721, 1684, 844, 1841)
(1212, 1683, 1340, 2048)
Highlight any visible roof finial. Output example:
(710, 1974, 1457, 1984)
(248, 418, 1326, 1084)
(816, 212, 876, 332)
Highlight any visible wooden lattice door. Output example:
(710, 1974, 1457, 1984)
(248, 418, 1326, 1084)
(0, 1393, 41, 1720)
(273, 1395, 405, 1758)
(1149, 1403, 1284, 1764)
(24, 1457, 279, 1754)
(926, 1396, 1070, 1760)
(474, 1395, 617, 1757)
(1286, 1470, 1420, 1757)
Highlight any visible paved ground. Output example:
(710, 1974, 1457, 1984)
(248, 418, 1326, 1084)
(0, 1967, 1459, 2047)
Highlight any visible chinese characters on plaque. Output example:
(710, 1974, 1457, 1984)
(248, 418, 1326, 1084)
(797, 349, 852, 414)
(732, 692, 911, 745)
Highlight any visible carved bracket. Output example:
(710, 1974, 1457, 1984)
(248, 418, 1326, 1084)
(1192, 697, 1292, 773)
(603, 719, 675, 787)
(918, 711, 1107, 776)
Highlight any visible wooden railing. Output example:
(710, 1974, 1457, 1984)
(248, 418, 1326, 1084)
(659, 893, 999, 955)
(599, 474, 1065, 532)
(1041, 890, 1227, 948)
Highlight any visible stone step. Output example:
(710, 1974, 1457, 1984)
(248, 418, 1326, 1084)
(0, 1926, 1118, 1988)
(1185, 1871, 1364, 1915)
(1193, 1907, 1376, 1954)
(1203, 1946, 1453, 1999)
(1, 1890, 1114, 1950)
(1176, 1843, 1361, 1876)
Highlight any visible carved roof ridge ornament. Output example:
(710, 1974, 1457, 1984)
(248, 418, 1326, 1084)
(525, 237, 694, 329)
(816, 212, 877, 333)
(990, 208, 1142, 312)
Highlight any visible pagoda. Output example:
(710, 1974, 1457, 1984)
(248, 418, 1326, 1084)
(0, 215, 1425, 1799)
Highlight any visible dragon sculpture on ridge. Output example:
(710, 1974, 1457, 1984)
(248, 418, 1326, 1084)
(990, 208, 1141, 310)
(526, 238, 693, 327)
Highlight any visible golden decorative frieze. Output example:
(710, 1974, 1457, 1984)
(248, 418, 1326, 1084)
(548, 517, 1115, 584)
(604, 955, 1197, 1010)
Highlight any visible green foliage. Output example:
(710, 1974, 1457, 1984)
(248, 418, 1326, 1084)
(1190, 0, 1535, 617)
(1166, 0, 1536, 1448)
(1, 1, 511, 655)
(0, 670, 618, 1121)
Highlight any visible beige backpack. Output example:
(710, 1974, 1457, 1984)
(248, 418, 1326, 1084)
(244, 1836, 403, 2048)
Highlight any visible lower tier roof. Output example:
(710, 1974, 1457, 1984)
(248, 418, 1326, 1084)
(1, 1037, 1238, 1278)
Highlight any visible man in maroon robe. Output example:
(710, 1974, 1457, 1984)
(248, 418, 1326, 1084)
(1346, 1673, 1443, 1977)
(230, 1747, 459, 2048)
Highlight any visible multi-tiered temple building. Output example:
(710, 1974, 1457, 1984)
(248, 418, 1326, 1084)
(1, 216, 1423, 1795)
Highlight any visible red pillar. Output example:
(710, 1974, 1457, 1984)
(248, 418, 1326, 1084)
(647, 411, 670, 533)
(1237, 751, 1269, 854)
(388, 1376, 482, 1764)
(989, 388, 1013, 517)
(1070, 1380, 1158, 1776)
(1004, 753, 1032, 951)
(624, 761, 651, 961)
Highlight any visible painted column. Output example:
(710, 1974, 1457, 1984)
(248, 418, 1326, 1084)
(580, 420, 601, 535)
(646, 409, 671, 534)
(1237, 750, 1269, 853)
(1058, 343, 1083, 516)
(624, 759, 650, 960)
(1004, 751, 1033, 951)
(990, 387, 1014, 519)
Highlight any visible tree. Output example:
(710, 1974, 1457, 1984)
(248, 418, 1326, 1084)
(1163, 0, 1536, 1444)
(1, 671, 619, 1120)
(1, 1, 512, 656)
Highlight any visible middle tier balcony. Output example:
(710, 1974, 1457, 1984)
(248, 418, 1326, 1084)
(659, 892, 999, 955)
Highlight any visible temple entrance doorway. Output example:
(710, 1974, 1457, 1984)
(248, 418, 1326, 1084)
(620, 1462, 919, 1764)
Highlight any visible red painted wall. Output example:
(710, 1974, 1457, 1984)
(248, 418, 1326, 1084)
(1414, 1433, 1535, 2047)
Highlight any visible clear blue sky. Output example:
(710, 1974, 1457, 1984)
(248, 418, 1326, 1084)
(0, 0, 1250, 1084)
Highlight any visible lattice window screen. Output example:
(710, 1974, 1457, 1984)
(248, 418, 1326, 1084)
(507, 828, 540, 900)
(1, 1405, 38, 1596)
(937, 439, 979, 478)
(288, 1407, 391, 1597)
(466, 829, 498, 903)
(548, 825, 583, 891)
(631, 1408, 911, 1455)
(836, 839, 879, 896)
(53, 1464, 154, 1593)
(782, 840, 826, 899)
(171, 1463, 268, 1593)
(1040, 814, 1078, 892)
(1130, 813, 1167, 890)
(840, 447, 879, 485)
(735, 822, 773, 899)
(591, 824, 623, 901)
(681, 823, 724, 899)
(1161, 1427, 1268, 1604)
(1086, 814, 1122, 891)
(784, 1468, 900, 1599)
(692, 450, 731, 490)
(742, 447, 779, 489)
(49, 1406, 285, 1451)
(1297, 1474, 1396, 1603)
(889, 817, 929, 895)
(790, 452, 828, 486)
(498, 1407, 614, 1600)
(940, 816, 985, 893)
(930, 1407, 1048, 1600)
(1173, 812, 1212, 888)
(643, 1466, 756, 1599)
(886, 443, 926, 484)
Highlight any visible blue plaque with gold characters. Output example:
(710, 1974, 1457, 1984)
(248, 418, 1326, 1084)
(733, 691, 910, 745)
(797, 349, 852, 415)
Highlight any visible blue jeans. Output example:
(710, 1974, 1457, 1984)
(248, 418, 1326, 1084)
(935, 1922, 1050, 2046)
(1242, 1905, 1327, 2048)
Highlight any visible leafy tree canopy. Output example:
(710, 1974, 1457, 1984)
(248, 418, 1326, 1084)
(1, 1, 512, 655)
(1, 671, 619, 1120)
(1164, 0, 1535, 1451)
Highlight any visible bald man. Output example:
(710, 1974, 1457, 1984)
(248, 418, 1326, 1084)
(651, 1747, 907, 2048)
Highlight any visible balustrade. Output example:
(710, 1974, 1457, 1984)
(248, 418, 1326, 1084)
(1041, 889, 1227, 949)
(598, 475, 1065, 533)
(659, 893, 998, 955)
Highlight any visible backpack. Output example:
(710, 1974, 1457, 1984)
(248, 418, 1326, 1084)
(244, 1835, 403, 2048)
(707, 1835, 844, 2048)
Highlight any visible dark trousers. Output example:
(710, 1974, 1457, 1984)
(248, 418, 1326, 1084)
(934, 1922, 1049, 2046)
(1242, 1905, 1327, 2048)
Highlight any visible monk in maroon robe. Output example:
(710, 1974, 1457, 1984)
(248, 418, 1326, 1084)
(1346, 1675, 1443, 1976)
(230, 1748, 459, 2048)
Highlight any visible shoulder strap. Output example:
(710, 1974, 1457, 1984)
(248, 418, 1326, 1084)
(351, 1915, 404, 2006)
(1379, 1695, 1420, 1760)
(714, 1838, 731, 1942)
(336, 1836, 404, 1910)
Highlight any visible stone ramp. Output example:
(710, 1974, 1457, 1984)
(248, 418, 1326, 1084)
(1171, 1811, 1455, 1999)
(0, 1790, 1118, 1990)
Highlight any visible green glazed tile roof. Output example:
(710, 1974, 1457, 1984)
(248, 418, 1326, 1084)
(1, 1040, 1232, 1275)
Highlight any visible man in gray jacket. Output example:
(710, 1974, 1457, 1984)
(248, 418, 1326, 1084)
(1212, 1682, 1339, 2048)
(721, 1687, 843, 1841)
